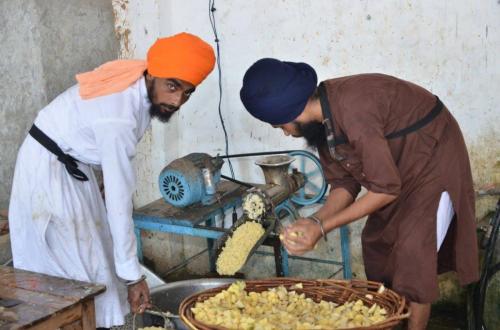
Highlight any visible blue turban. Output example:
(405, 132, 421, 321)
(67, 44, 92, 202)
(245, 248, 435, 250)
(240, 58, 318, 125)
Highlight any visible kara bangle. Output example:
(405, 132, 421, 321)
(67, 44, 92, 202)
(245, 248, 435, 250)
(307, 215, 328, 242)
(126, 274, 147, 286)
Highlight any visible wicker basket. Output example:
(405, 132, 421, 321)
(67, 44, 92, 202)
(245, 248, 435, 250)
(179, 278, 409, 330)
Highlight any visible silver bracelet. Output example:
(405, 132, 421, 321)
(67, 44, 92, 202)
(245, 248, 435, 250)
(307, 215, 328, 242)
(126, 274, 147, 286)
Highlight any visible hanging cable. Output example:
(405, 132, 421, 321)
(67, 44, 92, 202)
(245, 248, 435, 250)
(209, 0, 235, 180)
(209, 0, 237, 226)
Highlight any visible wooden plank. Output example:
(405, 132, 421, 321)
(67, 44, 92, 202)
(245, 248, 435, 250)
(134, 181, 246, 226)
(0, 267, 103, 328)
(1, 303, 51, 328)
(61, 319, 83, 330)
(0, 308, 18, 322)
(0, 267, 105, 300)
(23, 303, 82, 330)
(0, 285, 72, 310)
(0, 299, 95, 330)
(80, 299, 96, 330)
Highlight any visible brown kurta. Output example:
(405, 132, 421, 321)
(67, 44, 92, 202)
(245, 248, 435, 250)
(318, 73, 479, 303)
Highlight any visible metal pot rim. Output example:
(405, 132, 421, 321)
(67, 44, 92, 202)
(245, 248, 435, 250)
(150, 278, 237, 294)
(255, 155, 295, 167)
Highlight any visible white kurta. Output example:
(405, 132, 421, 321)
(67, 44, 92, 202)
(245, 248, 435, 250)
(9, 77, 151, 327)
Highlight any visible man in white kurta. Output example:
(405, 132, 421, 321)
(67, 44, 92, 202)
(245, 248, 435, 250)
(8, 32, 215, 328)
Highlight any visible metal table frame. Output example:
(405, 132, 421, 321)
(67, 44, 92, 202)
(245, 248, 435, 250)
(133, 182, 352, 279)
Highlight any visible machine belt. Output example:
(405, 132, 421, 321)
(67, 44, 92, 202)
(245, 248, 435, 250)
(217, 150, 302, 159)
(29, 124, 89, 181)
(220, 174, 254, 188)
(218, 150, 302, 188)
(218, 150, 309, 188)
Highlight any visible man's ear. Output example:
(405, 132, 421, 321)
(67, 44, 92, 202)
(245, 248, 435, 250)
(145, 72, 154, 82)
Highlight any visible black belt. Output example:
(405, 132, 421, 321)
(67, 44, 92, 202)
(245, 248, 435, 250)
(318, 82, 444, 160)
(29, 124, 89, 181)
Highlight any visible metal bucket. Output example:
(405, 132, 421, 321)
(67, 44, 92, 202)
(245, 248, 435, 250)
(136, 278, 236, 330)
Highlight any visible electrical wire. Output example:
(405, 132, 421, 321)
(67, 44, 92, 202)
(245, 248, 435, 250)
(208, 0, 237, 226)
(220, 174, 254, 188)
(209, 0, 235, 179)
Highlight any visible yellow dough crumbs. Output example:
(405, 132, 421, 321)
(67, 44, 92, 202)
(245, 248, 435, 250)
(216, 222, 265, 275)
(191, 281, 387, 330)
(242, 193, 266, 220)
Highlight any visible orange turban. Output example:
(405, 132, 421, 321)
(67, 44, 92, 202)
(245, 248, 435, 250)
(76, 32, 215, 100)
(147, 33, 215, 86)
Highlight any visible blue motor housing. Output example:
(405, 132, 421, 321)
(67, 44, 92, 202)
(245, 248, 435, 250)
(158, 153, 222, 207)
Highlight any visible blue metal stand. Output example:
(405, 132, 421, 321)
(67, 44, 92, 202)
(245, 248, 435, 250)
(205, 217, 216, 273)
(340, 225, 352, 279)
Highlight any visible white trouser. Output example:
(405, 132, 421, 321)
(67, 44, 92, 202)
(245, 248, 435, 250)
(436, 191, 454, 251)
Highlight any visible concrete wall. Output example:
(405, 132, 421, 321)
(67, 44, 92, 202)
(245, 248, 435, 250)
(0, 0, 119, 209)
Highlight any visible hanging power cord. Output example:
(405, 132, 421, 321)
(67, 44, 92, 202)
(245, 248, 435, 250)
(208, 0, 235, 180)
(208, 0, 237, 226)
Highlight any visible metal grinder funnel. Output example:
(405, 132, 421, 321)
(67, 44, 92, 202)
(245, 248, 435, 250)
(253, 155, 305, 212)
(255, 155, 295, 189)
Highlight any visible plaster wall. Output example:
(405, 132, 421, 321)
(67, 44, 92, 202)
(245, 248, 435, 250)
(0, 0, 119, 208)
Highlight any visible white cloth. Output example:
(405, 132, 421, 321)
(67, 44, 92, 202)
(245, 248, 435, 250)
(436, 191, 454, 251)
(9, 77, 151, 327)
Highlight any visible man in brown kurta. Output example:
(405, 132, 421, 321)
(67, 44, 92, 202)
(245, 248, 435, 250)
(240, 58, 479, 329)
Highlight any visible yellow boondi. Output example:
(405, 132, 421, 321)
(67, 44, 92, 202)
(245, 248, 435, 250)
(242, 193, 266, 220)
(191, 281, 387, 330)
(216, 222, 265, 275)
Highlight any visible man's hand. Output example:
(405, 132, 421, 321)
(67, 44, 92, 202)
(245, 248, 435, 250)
(280, 218, 322, 256)
(127, 279, 152, 314)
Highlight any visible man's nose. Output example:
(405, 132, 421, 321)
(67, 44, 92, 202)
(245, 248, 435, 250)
(172, 92, 183, 107)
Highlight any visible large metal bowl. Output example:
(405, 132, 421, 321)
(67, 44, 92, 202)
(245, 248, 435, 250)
(136, 278, 236, 330)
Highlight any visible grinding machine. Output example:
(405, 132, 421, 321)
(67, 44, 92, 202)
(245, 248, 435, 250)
(157, 152, 313, 222)
(157, 151, 327, 275)
(158, 150, 326, 212)
(242, 155, 305, 221)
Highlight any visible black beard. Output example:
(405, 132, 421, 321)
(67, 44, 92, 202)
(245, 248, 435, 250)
(295, 121, 327, 149)
(146, 78, 178, 123)
(149, 104, 175, 123)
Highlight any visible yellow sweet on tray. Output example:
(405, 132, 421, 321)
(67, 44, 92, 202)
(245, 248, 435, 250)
(191, 281, 387, 330)
(216, 222, 265, 275)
